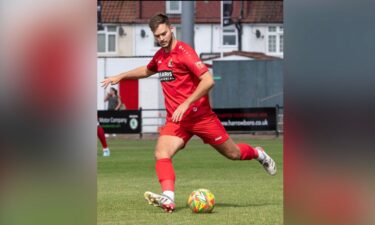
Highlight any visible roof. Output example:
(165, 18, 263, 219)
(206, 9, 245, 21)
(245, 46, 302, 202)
(201, 51, 282, 68)
(241, 1, 283, 23)
(201, 51, 281, 61)
(101, 1, 138, 23)
(100, 1, 283, 24)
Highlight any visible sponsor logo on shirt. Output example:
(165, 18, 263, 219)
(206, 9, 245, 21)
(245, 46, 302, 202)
(159, 70, 175, 82)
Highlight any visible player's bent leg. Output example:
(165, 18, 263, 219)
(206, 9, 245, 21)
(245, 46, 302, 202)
(145, 135, 185, 213)
(210, 137, 242, 160)
(211, 138, 276, 175)
(254, 146, 277, 176)
(154, 135, 185, 160)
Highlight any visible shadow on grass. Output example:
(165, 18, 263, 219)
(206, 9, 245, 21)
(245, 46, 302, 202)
(173, 206, 217, 214)
(215, 202, 280, 208)
(173, 206, 189, 212)
(172, 202, 279, 213)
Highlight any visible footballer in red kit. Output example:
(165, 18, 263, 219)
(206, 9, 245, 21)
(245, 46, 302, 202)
(101, 13, 276, 213)
(147, 41, 214, 122)
(147, 40, 228, 145)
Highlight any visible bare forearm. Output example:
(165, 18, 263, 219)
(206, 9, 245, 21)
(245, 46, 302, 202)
(101, 66, 156, 88)
(115, 102, 121, 110)
(185, 73, 214, 106)
(171, 72, 214, 123)
(117, 66, 155, 80)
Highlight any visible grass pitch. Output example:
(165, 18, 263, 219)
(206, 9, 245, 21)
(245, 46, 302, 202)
(98, 137, 283, 225)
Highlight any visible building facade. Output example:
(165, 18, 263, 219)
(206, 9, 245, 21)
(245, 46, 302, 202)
(97, 1, 284, 58)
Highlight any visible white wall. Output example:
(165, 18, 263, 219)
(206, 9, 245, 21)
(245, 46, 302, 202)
(243, 24, 284, 58)
(134, 25, 158, 56)
(194, 24, 214, 55)
(97, 58, 106, 110)
(104, 23, 283, 58)
(242, 24, 268, 53)
(97, 58, 162, 109)
(139, 74, 166, 133)
(118, 25, 134, 56)
(194, 24, 238, 56)
(134, 24, 239, 57)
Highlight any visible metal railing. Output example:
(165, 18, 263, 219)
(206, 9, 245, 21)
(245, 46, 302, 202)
(139, 108, 166, 138)
(276, 105, 284, 136)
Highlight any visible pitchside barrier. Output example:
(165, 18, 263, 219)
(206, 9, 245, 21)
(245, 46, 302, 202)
(98, 106, 283, 136)
(97, 110, 142, 134)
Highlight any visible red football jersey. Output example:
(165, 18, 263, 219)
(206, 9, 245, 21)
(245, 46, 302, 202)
(147, 41, 214, 122)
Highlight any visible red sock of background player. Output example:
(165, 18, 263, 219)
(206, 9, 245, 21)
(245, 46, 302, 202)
(155, 158, 175, 201)
(237, 143, 265, 161)
(97, 125, 108, 150)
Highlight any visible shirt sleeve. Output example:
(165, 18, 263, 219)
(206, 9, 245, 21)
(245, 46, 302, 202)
(147, 53, 158, 72)
(181, 45, 208, 78)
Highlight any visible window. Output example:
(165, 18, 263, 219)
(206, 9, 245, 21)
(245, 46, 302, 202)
(279, 35, 284, 53)
(268, 26, 277, 32)
(97, 25, 118, 53)
(268, 35, 277, 52)
(97, 33, 105, 52)
(166, 1, 181, 14)
(175, 26, 181, 40)
(267, 25, 283, 53)
(223, 25, 237, 46)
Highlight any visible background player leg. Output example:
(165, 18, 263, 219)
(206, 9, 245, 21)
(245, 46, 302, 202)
(210, 137, 276, 175)
(97, 125, 110, 157)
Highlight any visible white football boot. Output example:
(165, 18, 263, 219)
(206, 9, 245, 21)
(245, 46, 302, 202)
(255, 147, 277, 176)
(144, 191, 175, 213)
(103, 148, 110, 157)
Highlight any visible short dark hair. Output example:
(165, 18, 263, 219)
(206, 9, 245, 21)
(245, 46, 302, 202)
(149, 13, 170, 32)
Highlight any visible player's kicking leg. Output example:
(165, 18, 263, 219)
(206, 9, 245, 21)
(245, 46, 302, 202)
(254, 146, 277, 175)
(211, 137, 277, 175)
(144, 135, 186, 213)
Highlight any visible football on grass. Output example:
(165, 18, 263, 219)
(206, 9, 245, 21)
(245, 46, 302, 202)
(187, 189, 215, 213)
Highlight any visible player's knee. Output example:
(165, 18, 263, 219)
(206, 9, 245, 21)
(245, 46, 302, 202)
(154, 150, 172, 160)
(154, 151, 163, 160)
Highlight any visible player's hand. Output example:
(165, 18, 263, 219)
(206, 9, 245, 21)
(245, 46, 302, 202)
(101, 76, 121, 88)
(172, 102, 190, 123)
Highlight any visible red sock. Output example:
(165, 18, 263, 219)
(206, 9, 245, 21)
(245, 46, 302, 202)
(155, 158, 175, 192)
(237, 143, 258, 160)
(97, 125, 108, 148)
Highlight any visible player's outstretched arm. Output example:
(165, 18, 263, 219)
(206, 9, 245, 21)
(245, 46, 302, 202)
(101, 66, 155, 88)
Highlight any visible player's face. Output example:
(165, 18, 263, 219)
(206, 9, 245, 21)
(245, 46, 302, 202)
(153, 24, 173, 49)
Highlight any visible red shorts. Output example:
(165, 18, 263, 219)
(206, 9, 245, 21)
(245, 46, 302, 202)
(159, 114, 229, 145)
